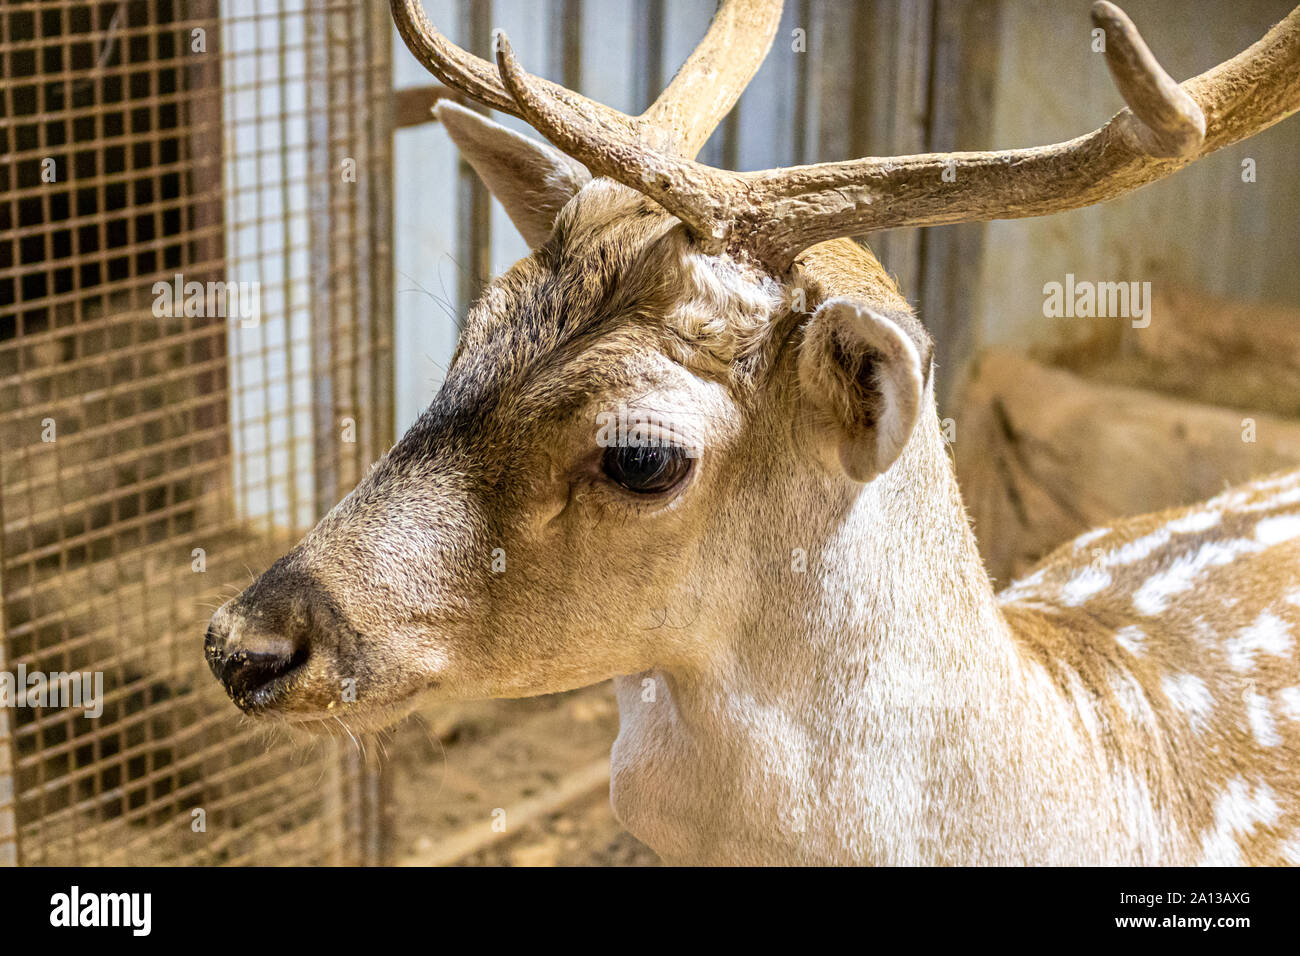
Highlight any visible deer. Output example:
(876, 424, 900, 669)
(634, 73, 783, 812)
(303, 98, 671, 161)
(204, 0, 1300, 865)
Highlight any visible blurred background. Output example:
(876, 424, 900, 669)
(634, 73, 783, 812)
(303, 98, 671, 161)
(1, 0, 1297, 866)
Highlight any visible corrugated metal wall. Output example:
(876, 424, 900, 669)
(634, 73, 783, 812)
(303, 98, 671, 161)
(972, 0, 1300, 363)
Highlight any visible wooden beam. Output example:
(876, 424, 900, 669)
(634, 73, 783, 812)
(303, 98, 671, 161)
(633, 0, 665, 113)
(851, 0, 935, 299)
(395, 83, 466, 129)
(955, 350, 1300, 586)
(455, 0, 494, 312)
(396, 758, 611, 866)
(917, 0, 1003, 409)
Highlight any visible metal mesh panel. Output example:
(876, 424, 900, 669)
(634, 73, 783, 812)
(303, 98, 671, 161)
(0, 0, 392, 865)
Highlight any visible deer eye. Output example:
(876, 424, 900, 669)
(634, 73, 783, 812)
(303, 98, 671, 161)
(601, 444, 693, 495)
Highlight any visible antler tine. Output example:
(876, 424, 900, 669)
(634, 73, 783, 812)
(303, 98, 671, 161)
(746, 1, 1300, 268)
(390, 0, 517, 115)
(1092, 1, 1205, 157)
(390, 0, 640, 135)
(494, 31, 746, 248)
(393, 0, 780, 158)
(642, 0, 785, 157)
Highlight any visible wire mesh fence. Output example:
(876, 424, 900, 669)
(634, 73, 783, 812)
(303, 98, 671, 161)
(0, 0, 391, 866)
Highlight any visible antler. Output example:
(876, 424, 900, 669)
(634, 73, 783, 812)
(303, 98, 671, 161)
(744, 0, 1296, 267)
(641, 0, 785, 155)
(390, 0, 782, 158)
(494, 33, 746, 242)
(484, 1, 1300, 271)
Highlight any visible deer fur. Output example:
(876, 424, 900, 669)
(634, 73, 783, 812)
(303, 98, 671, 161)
(207, 16, 1300, 865)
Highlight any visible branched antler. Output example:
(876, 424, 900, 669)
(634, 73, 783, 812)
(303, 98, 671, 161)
(391, 0, 782, 157)
(639, 0, 785, 155)
(1093, 1, 1206, 157)
(743, 1, 1299, 268)
(396, 0, 1300, 273)
(493, 32, 746, 243)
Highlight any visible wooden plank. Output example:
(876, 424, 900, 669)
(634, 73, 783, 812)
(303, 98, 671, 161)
(487, 0, 549, 274)
(396, 758, 611, 866)
(580, 0, 636, 113)
(917, 0, 1002, 408)
(850, 0, 934, 299)
(395, 84, 463, 128)
(392, 0, 461, 435)
(731, 0, 800, 171)
(633, 0, 665, 112)
(812, 0, 854, 162)
(455, 0, 493, 311)
(306, 0, 338, 519)
(789, 0, 813, 165)
(555, 0, 583, 89)
(955, 351, 1300, 586)
(363, 1, 396, 863)
(970, 0, 1300, 359)
(368, 0, 397, 456)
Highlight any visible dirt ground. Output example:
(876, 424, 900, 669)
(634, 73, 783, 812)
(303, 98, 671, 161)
(387, 681, 660, 866)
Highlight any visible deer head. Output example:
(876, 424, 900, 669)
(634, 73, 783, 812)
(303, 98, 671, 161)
(205, 0, 1300, 767)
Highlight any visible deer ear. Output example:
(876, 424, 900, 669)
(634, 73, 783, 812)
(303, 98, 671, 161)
(435, 101, 590, 248)
(797, 297, 925, 483)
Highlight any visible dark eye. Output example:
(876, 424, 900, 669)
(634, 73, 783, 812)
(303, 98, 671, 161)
(601, 444, 693, 495)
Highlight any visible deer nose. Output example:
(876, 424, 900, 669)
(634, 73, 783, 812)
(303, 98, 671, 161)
(205, 618, 307, 708)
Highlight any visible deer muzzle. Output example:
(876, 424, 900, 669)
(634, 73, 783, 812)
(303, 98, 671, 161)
(204, 558, 337, 716)
(205, 612, 309, 713)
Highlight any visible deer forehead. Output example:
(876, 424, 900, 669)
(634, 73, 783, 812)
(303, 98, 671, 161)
(444, 181, 787, 413)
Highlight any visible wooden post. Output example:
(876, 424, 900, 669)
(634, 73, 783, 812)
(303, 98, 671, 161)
(0, 487, 16, 867)
(850, 0, 934, 299)
(363, 0, 395, 865)
(812, 1, 1000, 406)
(633, 0, 666, 113)
(456, 0, 494, 314)
(917, 0, 1003, 409)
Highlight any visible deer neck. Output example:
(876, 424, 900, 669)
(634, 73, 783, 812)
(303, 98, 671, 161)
(611, 395, 1116, 864)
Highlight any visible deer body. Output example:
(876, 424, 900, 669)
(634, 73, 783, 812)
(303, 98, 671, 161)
(205, 1, 1300, 865)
